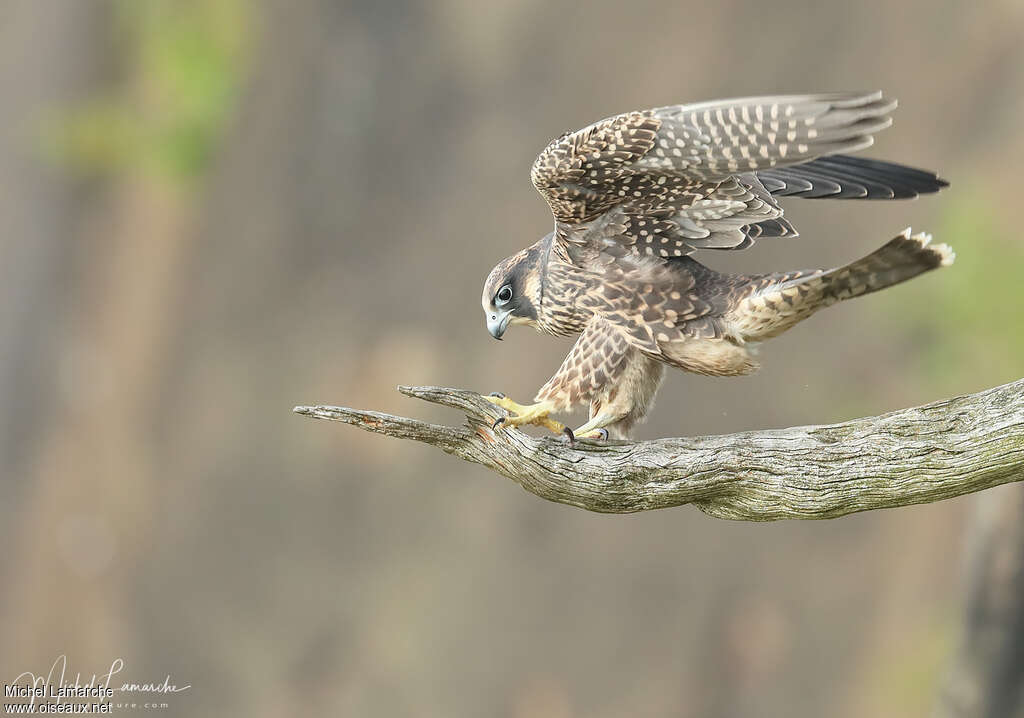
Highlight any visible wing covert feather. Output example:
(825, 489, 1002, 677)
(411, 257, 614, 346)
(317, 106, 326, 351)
(532, 92, 897, 263)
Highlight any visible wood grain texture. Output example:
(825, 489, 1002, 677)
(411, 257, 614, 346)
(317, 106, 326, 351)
(294, 379, 1024, 520)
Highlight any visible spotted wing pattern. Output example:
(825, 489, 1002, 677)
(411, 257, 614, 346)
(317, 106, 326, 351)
(531, 92, 898, 260)
(539, 257, 766, 381)
(576, 259, 731, 349)
(570, 230, 956, 379)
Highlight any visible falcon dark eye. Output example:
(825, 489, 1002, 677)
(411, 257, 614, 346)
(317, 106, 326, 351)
(496, 285, 513, 306)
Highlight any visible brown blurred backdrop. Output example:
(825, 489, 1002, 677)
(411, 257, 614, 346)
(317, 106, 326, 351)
(1, 1, 1023, 716)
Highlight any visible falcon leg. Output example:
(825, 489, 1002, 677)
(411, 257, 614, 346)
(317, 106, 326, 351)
(484, 396, 571, 438)
(572, 414, 619, 440)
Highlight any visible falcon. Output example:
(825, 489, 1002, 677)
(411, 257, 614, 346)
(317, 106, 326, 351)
(481, 92, 951, 440)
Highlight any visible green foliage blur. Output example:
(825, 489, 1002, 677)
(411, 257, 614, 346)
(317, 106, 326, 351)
(883, 193, 1023, 395)
(42, 0, 250, 182)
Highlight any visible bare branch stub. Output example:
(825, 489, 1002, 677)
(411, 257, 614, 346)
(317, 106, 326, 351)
(294, 378, 1024, 520)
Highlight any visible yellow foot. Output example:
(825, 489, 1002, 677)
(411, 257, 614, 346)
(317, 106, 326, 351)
(485, 394, 572, 439)
(571, 412, 622, 441)
(573, 428, 609, 441)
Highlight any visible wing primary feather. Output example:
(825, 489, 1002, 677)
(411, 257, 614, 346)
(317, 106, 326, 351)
(809, 156, 948, 196)
(764, 166, 847, 198)
(760, 155, 948, 200)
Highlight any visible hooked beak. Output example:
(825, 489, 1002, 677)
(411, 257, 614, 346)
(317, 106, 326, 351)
(487, 311, 511, 340)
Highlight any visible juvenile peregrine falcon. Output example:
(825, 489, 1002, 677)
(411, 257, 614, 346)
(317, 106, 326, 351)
(482, 92, 951, 440)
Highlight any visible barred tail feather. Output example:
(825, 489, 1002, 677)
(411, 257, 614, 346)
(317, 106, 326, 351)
(820, 228, 954, 299)
(729, 228, 954, 341)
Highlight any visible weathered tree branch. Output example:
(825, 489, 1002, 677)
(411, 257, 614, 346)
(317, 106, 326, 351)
(294, 379, 1024, 520)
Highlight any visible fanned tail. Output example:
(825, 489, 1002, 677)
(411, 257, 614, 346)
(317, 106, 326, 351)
(729, 229, 954, 341)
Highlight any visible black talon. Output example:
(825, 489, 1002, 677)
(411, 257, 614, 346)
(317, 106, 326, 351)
(488, 392, 505, 399)
(492, 416, 506, 430)
(563, 426, 575, 444)
(595, 428, 609, 441)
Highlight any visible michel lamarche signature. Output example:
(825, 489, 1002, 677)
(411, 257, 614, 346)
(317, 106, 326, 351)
(7, 655, 190, 705)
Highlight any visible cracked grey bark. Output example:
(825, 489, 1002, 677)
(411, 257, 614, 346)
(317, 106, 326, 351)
(294, 378, 1024, 519)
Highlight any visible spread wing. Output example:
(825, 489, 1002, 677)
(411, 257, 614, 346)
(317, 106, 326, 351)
(530, 91, 900, 262)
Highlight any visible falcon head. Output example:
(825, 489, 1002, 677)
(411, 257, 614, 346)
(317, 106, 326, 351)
(482, 245, 542, 339)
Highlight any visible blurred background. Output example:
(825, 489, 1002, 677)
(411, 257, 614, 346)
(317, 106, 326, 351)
(1, 1, 1022, 716)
